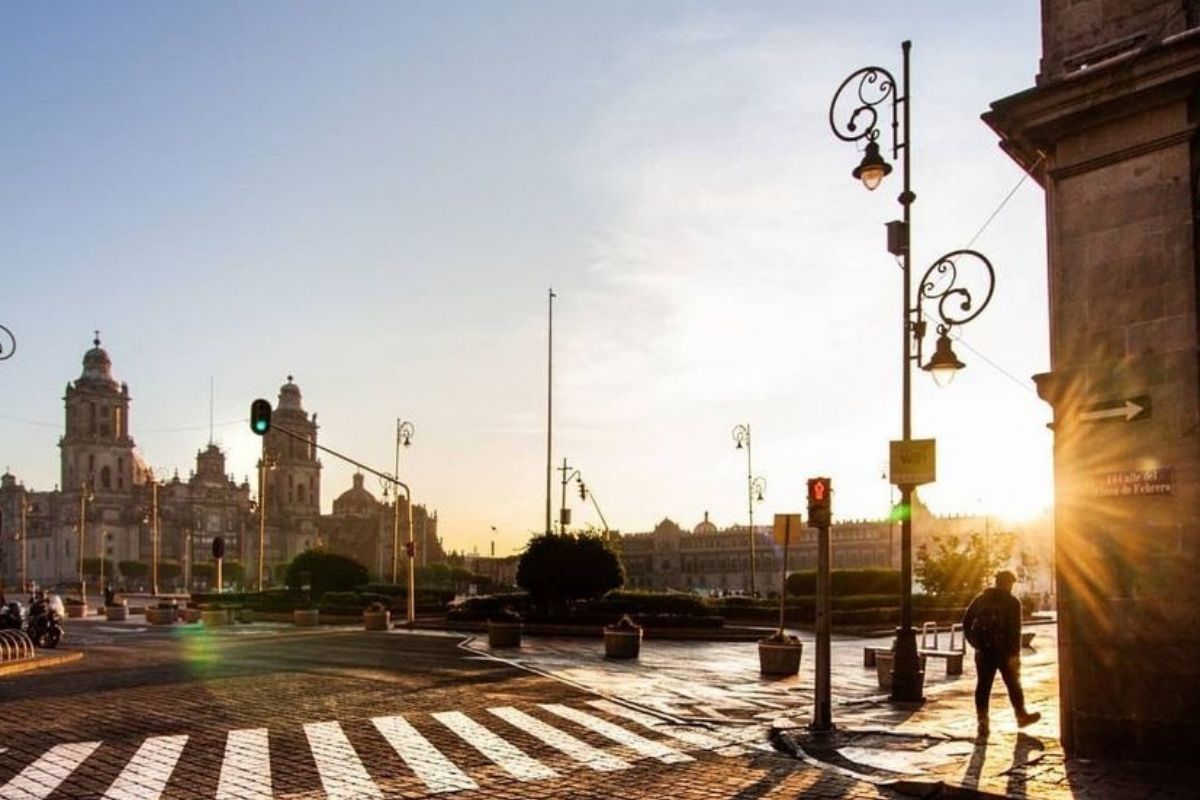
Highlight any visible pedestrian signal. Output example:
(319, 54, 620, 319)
(807, 477, 832, 528)
(578, 482, 587, 500)
(250, 399, 272, 435)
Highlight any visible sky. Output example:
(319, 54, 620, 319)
(0, 1, 1050, 557)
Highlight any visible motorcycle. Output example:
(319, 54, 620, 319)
(0, 601, 23, 630)
(26, 593, 64, 648)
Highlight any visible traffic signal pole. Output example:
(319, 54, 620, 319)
(249, 401, 416, 624)
(808, 477, 835, 733)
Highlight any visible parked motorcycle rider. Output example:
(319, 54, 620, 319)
(25, 590, 64, 648)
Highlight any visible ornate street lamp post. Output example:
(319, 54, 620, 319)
(829, 40, 996, 702)
(393, 419, 414, 573)
(732, 425, 766, 596)
(78, 482, 93, 605)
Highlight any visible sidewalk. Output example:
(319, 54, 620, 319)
(464, 621, 1200, 798)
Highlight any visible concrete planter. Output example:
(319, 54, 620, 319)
(875, 651, 927, 691)
(65, 603, 89, 619)
(105, 605, 129, 622)
(363, 610, 391, 631)
(294, 609, 320, 627)
(146, 607, 177, 625)
(182, 608, 203, 623)
(235, 609, 255, 624)
(604, 628, 642, 659)
(201, 609, 230, 627)
(487, 621, 522, 648)
(758, 639, 803, 676)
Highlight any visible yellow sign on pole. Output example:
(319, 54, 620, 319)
(773, 514, 803, 546)
(889, 439, 936, 486)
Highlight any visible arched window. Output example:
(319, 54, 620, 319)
(100, 466, 111, 489)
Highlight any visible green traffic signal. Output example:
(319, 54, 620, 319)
(250, 399, 272, 435)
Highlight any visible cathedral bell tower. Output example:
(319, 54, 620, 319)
(60, 334, 135, 496)
(263, 376, 321, 558)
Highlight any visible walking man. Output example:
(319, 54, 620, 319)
(963, 569, 1041, 737)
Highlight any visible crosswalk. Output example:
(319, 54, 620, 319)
(0, 701, 754, 800)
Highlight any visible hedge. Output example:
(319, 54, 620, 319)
(786, 569, 901, 596)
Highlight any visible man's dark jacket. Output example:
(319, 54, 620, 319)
(962, 587, 1022, 657)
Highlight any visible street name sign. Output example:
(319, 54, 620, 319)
(1090, 467, 1172, 498)
(889, 439, 936, 486)
(1079, 395, 1151, 424)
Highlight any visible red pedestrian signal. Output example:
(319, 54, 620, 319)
(807, 477, 832, 527)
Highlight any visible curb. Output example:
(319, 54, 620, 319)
(0, 650, 84, 677)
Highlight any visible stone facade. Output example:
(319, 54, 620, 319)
(985, 0, 1200, 762)
(0, 340, 441, 592)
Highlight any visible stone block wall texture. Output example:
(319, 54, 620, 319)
(988, 0, 1200, 763)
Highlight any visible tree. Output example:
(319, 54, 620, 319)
(222, 561, 246, 588)
(285, 548, 369, 597)
(915, 531, 1014, 598)
(81, 557, 114, 581)
(157, 560, 181, 583)
(516, 532, 624, 607)
(118, 560, 149, 579)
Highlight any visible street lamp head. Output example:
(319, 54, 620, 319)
(923, 332, 966, 387)
(852, 140, 892, 191)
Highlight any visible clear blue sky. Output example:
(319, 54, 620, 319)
(0, 1, 1048, 556)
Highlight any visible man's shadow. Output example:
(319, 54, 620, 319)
(961, 731, 1044, 797)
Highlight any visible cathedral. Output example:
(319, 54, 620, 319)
(0, 337, 441, 593)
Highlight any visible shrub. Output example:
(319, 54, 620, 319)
(517, 533, 624, 606)
(285, 549, 369, 597)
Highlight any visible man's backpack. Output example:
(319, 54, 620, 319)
(969, 598, 1008, 653)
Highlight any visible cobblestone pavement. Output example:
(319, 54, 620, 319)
(0, 620, 903, 799)
(464, 621, 1200, 799)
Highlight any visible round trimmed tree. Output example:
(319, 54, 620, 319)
(285, 549, 369, 598)
(516, 532, 624, 607)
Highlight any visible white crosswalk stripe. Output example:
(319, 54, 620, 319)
(372, 715, 478, 794)
(489, 707, 631, 772)
(0, 741, 101, 800)
(303, 721, 384, 800)
(216, 728, 273, 800)
(587, 699, 745, 754)
(0, 702, 733, 798)
(433, 710, 559, 781)
(541, 704, 694, 764)
(102, 734, 188, 800)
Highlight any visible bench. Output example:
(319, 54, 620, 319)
(863, 645, 892, 668)
(919, 621, 966, 676)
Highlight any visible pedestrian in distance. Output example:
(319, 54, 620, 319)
(963, 569, 1041, 737)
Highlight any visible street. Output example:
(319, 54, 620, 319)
(0, 621, 900, 800)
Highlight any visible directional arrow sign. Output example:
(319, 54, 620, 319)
(1079, 395, 1151, 424)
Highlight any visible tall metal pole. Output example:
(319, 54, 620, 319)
(393, 420, 403, 583)
(258, 452, 268, 590)
(746, 427, 757, 596)
(891, 39, 924, 703)
(406, 490, 415, 623)
(152, 479, 160, 596)
(813, 515, 833, 730)
(545, 288, 555, 536)
(19, 495, 28, 593)
(78, 484, 88, 605)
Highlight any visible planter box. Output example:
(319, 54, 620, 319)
(758, 640, 803, 676)
(201, 609, 230, 627)
(182, 608, 203, 623)
(487, 621, 522, 648)
(146, 607, 177, 625)
(363, 610, 391, 631)
(235, 609, 254, 624)
(604, 628, 642, 659)
(65, 604, 89, 619)
(294, 609, 320, 627)
(105, 605, 129, 622)
(875, 651, 927, 691)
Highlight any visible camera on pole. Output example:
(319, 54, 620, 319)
(250, 399, 272, 435)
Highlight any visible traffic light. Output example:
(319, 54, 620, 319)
(212, 536, 225, 560)
(405, 541, 415, 557)
(578, 481, 587, 500)
(250, 399, 272, 435)
(807, 477, 832, 528)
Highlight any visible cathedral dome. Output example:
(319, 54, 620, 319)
(693, 511, 717, 534)
(278, 375, 304, 412)
(333, 473, 378, 515)
(80, 334, 114, 382)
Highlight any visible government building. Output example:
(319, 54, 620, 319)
(0, 337, 441, 593)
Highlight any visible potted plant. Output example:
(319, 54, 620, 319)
(200, 605, 230, 627)
(758, 629, 803, 677)
(105, 597, 128, 622)
(146, 602, 177, 625)
(64, 596, 88, 619)
(293, 604, 320, 627)
(487, 606, 522, 648)
(363, 601, 390, 631)
(604, 614, 643, 659)
(182, 606, 203, 623)
(235, 607, 254, 624)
